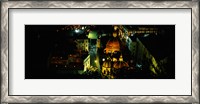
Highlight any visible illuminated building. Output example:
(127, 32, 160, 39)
(75, 39, 89, 52)
(113, 54, 129, 69)
(74, 34, 90, 71)
(96, 39, 101, 48)
(104, 38, 120, 54)
(67, 54, 80, 64)
(50, 53, 90, 72)
(83, 55, 90, 71)
(49, 56, 68, 69)
(134, 36, 171, 75)
(88, 31, 98, 39)
(75, 33, 89, 52)
(102, 60, 112, 77)
(112, 31, 117, 37)
(101, 30, 129, 78)
(101, 54, 129, 78)
(113, 25, 124, 38)
(67, 53, 90, 71)
(88, 31, 98, 67)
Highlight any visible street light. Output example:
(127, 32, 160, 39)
(75, 29, 80, 33)
(82, 27, 84, 30)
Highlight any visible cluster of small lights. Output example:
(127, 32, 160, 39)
(56, 25, 96, 33)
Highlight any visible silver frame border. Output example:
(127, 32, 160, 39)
(1, 1, 199, 104)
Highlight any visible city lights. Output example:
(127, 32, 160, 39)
(82, 27, 84, 30)
(75, 29, 80, 33)
(25, 25, 175, 79)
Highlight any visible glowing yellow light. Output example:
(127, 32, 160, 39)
(114, 26, 118, 30)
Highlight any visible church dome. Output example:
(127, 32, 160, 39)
(104, 38, 120, 53)
(102, 60, 112, 68)
(113, 61, 129, 69)
(113, 54, 129, 69)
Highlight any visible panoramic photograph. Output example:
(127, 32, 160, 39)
(25, 25, 175, 79)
